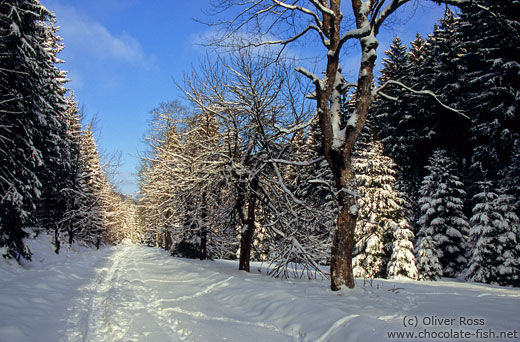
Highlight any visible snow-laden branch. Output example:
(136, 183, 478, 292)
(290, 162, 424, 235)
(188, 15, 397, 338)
(249, 24, 329, 48)
(273, 110, 316, 134)
(266, 156, 324, 166)
(374, 80, 470, 120)
(374, 0, 411, 32)
(377, 90, 398, 101)
(338, 25, 371, 46)
(272, 0, 323, 28)
(270, 161, 308, 207)
(294, 67, 322, 88)
(307, 180, 356, 202)
(308, 0, 337, 18)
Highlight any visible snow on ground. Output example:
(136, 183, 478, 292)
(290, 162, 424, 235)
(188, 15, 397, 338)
(1, 235, 519, 342)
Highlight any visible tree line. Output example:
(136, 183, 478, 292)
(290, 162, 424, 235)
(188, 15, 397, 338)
(0, 0, 139, 260)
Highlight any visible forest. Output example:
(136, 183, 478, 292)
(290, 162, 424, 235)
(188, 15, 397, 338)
(1, 0, 519, 292)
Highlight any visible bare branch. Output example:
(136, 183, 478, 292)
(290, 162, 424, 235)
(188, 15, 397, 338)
(374, 0, 411, 33)
(374, 80, 470, 119)
(308, 0, 336, 18)
(338, 25, 371, 46)
(267, 156, 324, 166)
(272, 0, 323, 28)
(248, 24, 329, 48)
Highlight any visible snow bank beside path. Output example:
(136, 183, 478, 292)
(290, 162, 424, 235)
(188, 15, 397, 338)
(1, 239, 519, 342)
(0, 234, 111, 342)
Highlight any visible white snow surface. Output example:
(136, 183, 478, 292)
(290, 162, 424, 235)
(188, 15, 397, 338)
(1, 234, 519, 342)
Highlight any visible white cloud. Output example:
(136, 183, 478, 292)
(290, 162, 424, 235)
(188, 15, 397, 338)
(52, 4, 149, 65)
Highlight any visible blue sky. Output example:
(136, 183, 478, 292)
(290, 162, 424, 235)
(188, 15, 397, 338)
(41, 0, 446, 195)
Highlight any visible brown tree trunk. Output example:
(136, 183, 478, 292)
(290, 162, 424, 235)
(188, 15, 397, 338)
(200, 228, 208, 261)
(164, 230, 172, 251)
(54, 225, 61, 254)
(330, 158, 357, 290)
(327, 0, 378, 290)
(238, 179, 258, 272)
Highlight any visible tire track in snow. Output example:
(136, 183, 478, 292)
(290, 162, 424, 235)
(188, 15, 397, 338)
(162, 306, 304, 342)
(124, 244, 195, 342)
(63, 245, 191, 342)
(61, 250, 119, 342)
(315, 314, 360, 342)
(157, 276, 234, 303)
(83, 247, 128, 342)
(63, 244, 305, 342)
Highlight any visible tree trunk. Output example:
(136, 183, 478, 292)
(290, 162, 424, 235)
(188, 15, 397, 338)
(68, 227, 74, 245)
(326, 0, 378, 290)
(54, 225, 61, 254)
(238, 179, 258, 272)
(200, 228, 208, 261)
(330, 157, 357, 290)
(164, 230, 172, 251)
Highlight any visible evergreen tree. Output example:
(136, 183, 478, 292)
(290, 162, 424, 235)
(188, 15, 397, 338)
(33, 14, 71, 234)
(416, 149, 469, 278)
(371, 36, 409, 158)
(387, 218, 418, 280)
(0, 0, 67, 259)
(353, 139, 413, 279)
(498, 142, 520, 217)
(421, 9, 469, 159)
(415, 234, 443, 281)
(467, 181, 520, 286)
(458, 0, 520, 183)
(70, 125, 105, 245)
(371, 34, 430, 214)
(55, 93, 82, 249)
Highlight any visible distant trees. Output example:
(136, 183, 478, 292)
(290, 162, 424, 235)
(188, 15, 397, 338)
(137, 100, 230, 259)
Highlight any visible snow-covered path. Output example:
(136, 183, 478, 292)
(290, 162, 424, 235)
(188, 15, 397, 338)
(1, 238, 519, 342)
(63, 243, 302, 342)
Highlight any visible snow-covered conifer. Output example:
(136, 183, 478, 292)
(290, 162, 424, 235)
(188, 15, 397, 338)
(416, 149, 469, 278)
(353, 139, 414, 279)
(0, 0, 68, 259)
(69, 125, 106, 245)
(458, 0, 520, 181)
(467, 181, 520, 286)
(416, 234, 443, 281)
(387, 219, 418, 280)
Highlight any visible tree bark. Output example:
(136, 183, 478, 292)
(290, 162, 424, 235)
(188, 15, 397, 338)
(327, 0, 378, 290)
(238, 179, 258, 272)
(164, 230, 172, 251)
(200, 228, 208, 261)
